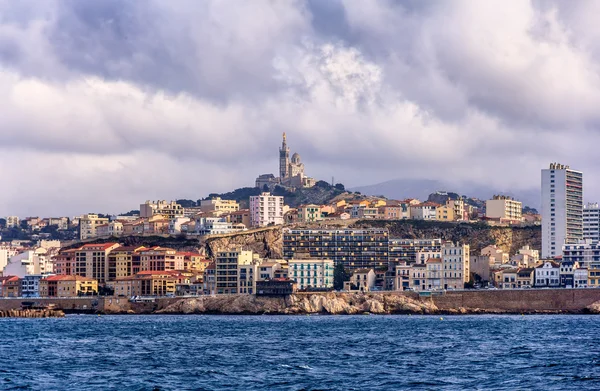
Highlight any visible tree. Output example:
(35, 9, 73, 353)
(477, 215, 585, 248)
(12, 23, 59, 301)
(176, 199, 197, 208)
(333, 262, 351, 290)
(315, 180, 331, 189)
(334, 183, 345, 191)
(20, 220, 29, 230)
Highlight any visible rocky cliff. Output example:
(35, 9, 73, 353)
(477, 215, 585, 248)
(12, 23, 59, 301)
(156, 292, 438, 315)
(352, 220, 540, 254)
(203, 226, 283, 259)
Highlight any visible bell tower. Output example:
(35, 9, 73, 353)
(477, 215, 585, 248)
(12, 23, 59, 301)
(279, 132, 290, 180)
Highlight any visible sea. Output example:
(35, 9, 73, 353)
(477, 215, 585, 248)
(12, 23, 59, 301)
(1, 314, 599, 390)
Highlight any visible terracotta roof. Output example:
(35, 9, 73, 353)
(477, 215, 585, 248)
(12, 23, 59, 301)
(80, 243, 119, 250)
(425, 258, 442, 263)
(43, 275, 96, 282)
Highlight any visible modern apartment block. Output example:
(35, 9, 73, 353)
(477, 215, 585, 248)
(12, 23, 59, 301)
(249, 192, 284, 227)
(282, 228, 389, 270)
(79, 214, 109, 240)
(562, 240, 600, 269)
(139, 200, 184, 219)
(215, 250, 254, 294)
(74, 243, 120, 283)
(485, 195, 522, 221)
(583, 203, 600, 242)
(389, 238, 443, 264)
(442, 242, 470, 289)
(288, 256, 334, 290)
(541, 163, 583, 258)
(199, 197, 240, 213)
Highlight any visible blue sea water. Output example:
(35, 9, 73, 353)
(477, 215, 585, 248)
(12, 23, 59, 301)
(1, 315, 600, 390)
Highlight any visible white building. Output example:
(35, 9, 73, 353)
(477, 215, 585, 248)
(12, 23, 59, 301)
(195, 217, 246, 236)
(442, 242, 470, 289)
(534, 261, 561, 287)
(5, 216, 20, 228)
(139, 200, 184, 219)
(485, 195, 522, 221)
(249, 192, 284, 227)
(409, 202, 438, 220)
(169, 217, 191, 235)
(510, 245, 540, 268)
(583, 202, 600, 242)
(79, 214, 109, 240)
(574, 268, 588, 288)
(541, 163, 583, 258)
(21, 275, 46, 297)
(0, 246, 19, 271)
(288, 257, 334, 290)
(3, 249, 54, 278)
(562, 240, 600, 269)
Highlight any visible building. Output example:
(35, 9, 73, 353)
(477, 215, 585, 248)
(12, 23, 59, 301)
(288, 256, 333, 290)
(111, 271, 179, 297)
(139, 200, 184, 219)
(199, 198, 240, 214)
(226, 209, 251, 228)
(250, 192, 284, 227)
(480, 245, 509, 266)
(486, 195, 522, 221)
(5, 216, 20, 228)
(574, 267, 588, 288)
(74, 243, 121, 284)
(255, 173, 279, 190)
(562, 240, 600, 269)
(409, 202, 439, 220)
(0, 276, 21, 297)
(3, 249, 54, 278)
(0, 246, 19, 271)
(169, 217, 191, 235)
(470, 255, 494, 283)
(583, 203, 600, 242)
(196, 217, 246, 236)
(106, 246, 147, 281)
(436, 205, 455, 221)
(139, 247, 184, 272)
(297, 204, 322, 223)
(517, 268, 534, 288)
(541, 163, 583, 258)
(344, 268, 376, 292)
(78, 214, 109, 240)
(277, 133, 315, 188)
(215, 250, 254, 295)
(510, 246, 540, 268)
(21, 275, 45, 297)
(283, 228, 389, 270)
(442, 242, 470, 289)
(534, 261, 561, 288)
(256, 279, 296, 296)
(39, 275, 98, 297)
(389, 238, 442, 264)
(560, 260, 577, 288)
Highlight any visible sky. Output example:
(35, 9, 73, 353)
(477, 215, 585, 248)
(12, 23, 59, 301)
(1, 0, 600, 217)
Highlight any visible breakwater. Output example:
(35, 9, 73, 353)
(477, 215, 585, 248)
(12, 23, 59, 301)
(0, 309, 65, 318)
(2, 289, 600, 315)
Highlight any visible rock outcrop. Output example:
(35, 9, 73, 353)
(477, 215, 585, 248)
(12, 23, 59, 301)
(586, 301, 600, 314)
(203, 226, 283, 259)
(156, 293, 438, 315)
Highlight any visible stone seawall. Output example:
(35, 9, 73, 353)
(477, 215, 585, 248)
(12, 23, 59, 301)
(1, 290, 600, 315)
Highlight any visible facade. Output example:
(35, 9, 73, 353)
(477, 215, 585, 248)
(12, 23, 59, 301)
(169, 217, 191, 235)
(562, 240, 600, 269)
(288, 257, 333, 290)
(112, 271, 178, 297)
(510, 245, 540, 268)
(517, 268, 534, 288)
(541, 163, 583, 258)
(0, 276, 22, 297)
(389, 238, 442, 264)
(278, 133, 315, 188)
(436, 205, 455, 221)
(3, 249, 54, 277)
(249, 192, 284, 227)
(196, 217, 246, 236)
(583, 203, 600, 242)
(470, 255, 494, 283)
(139, 247, 185, 272)
(481, 245, 509, 265)
(79, 214, 109, 240)
(442, 242, 470, 289)
(106, 246, 146, 281)
(199, 198, 240, 213)
(74, 243, 121, 284)
(283, 228, 389, 270)
(534, 261, 561, 287)
(410, 202, 439, 220)
(256, 279, 296, 296)
(297, 204, 322, 223)
(139, 200, 184, 219)
(21, 274, 44, 297)
(5, 216, 20, 228)
(39, 275, 98, 297)
(345, 268, 376, 292)
(486, 195, 522, 221)
(215, 250, 254, 295)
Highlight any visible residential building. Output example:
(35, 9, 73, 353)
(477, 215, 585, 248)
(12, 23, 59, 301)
(534, 261, 561, 287)
(5, 216, 20, 228)
(589, 264, 600, 288)
(215, 250, 254, 294)
(499, 268, 518, 289)
(562, 240, 600, 269)
(111, 271, 179, 297)
(96, 221, 124, 237)
(74, 243, 121, 284)
(52, 249, 78, 276)
(510, 246, 540, 268)
(436, 205, 454, 221)
(389, 238, 442, 264)
(140, 200, 184, 219)
(196, 217, 246, 236)
(283, 228, 389, 270)
(410, 202, 439, 220)
(470, 255, 494, 283)
(226, 209, 251, 228)
(0, 276, 21, 297)
(288, 256, 333, 290)
(257, 261, 284, 281)
(447, 199, 466, 221)
(351, 205, 378, 219)
(442, 242, 470, 289)
(139, 247, 184, 272)
(583, 203, 600, 242)
(394, 263, 412, 290)
(200, 198, 240, 214)
(21, 274, 45, 297)
(39, 275, 98, 297)
(517, 268, 534, 288)
(79, 214, 109, 240)
(297, 204, 322, 223)
(409, 264, 427, 291)
(250, 192, 284, 227)
(3, 248, 54, 277)
(481, 245, 509, 265)
(238, 261, 258, 295)
(48, 217, 69, 230)
(486, 195, 523, 221)
(106, 246, 147, 281)
(574, 267, 588, 288)
(560, 260, 577, 288)
(168, 217, 191, 235)
(256, 279, 296, 296)
(541, 163, 583, 258)
(0, 246, 19, 271)
(344, 268, 376, 292)
(425, 258, 443, 290)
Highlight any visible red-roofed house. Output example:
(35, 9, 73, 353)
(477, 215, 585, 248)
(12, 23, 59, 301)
(39, 275, 98, 297)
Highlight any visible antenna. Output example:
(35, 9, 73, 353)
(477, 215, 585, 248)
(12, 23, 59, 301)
(331, 176, 335, 186)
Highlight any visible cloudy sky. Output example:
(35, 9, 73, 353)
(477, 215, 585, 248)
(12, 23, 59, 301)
(1, 0, 599, 217)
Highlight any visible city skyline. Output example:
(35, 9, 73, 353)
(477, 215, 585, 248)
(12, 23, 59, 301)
(2, 1, 600, 216)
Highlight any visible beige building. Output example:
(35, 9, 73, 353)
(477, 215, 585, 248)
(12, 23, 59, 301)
(112, 271, 179, 297)
(436, 205, 455, 221)
(79, 214, 109, 240)
(344, 268, 376, 292)
(5, 216, 20, 228)
(40, 275, 98, 297)
(200, 198, 240, 213)
(288, 256, 334, 290)
(481, 245, 509, 265)
(215, 250, 255, 294)
(106, 246, 147, 281)
(486, 195, 522, 221)
(140, 200, 184, 219)
(297, 204, 322, 223)
(442, 242, 470, 289)
(139, 247, 185, 272)
(74, 243, 121, 283)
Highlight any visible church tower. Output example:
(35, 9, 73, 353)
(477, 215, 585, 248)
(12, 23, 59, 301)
(279, 132, 290, 180)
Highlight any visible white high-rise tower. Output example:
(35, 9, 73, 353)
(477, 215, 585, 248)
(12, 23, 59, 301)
(541, 163, 583, 258)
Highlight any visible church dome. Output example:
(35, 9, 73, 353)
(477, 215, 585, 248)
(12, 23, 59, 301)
(291, 152, 301, 164)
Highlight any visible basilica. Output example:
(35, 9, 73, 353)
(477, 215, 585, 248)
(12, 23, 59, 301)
(255, 133, 315, 190)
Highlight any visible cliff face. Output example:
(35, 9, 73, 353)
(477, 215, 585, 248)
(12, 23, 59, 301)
(156, 293, 438, 315)
(352, 220, 540, 254)
(203, 226, 283, 259)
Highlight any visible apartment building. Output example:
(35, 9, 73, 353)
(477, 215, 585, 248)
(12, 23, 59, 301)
(583, 203, 600, 242)
(79, 214, 109, 240)
(74, 243, 121, 284)
(288, 256, 333, 290)
(5, 216, 20, 228)
(112, 271, 179, 297)
(39, 275, 98, 297)
(541, 163, 583, 258)
(0, 276, 21, 297)
(409, 202, 439, 220)
(389, 238, 442, 264)
(106, 246, 147, 281)
(140, 200, 184, 219)
(215, 250, 254, 294)
(283, 228, 389, 270)
(139, 247, 184, 272)
(442, 242, 470, 289)
(486, 195, 522, 221)
(199, 198, 240, 213)
(297, 204, 322, 223)
(562, 240, 600, 269)
(249, 192, 284, 227)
